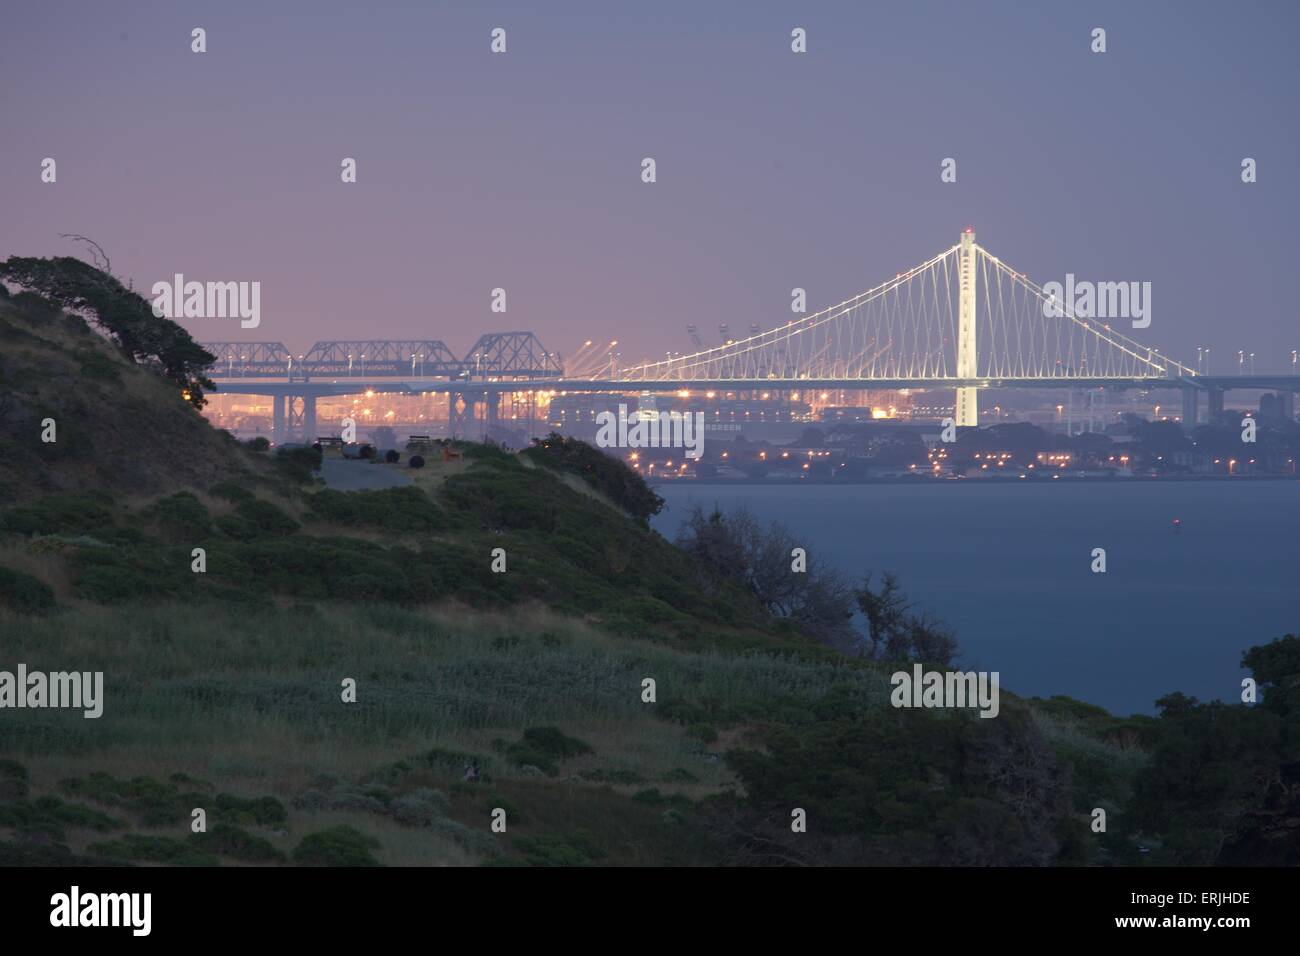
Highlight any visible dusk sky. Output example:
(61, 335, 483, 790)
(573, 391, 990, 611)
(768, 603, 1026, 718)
(3, 0, 1298, 371)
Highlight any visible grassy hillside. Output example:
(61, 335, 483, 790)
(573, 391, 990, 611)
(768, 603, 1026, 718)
(1, 294, 1295, 867)
(0, 294, 271, 502)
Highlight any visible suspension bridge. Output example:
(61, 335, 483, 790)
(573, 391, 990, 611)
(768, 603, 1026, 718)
(202, 231, 1298, 442)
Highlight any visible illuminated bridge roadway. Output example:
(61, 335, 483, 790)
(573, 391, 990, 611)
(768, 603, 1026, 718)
(202, 233, 1299, 442)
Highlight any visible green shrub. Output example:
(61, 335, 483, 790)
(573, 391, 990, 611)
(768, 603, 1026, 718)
(431, 816, 500, 858)
(214, 514, 257, 540)
(461, 442, 514, 465)
(35, 797, 121, 832)
(216, 499, 298, 540)
(1, 493, 114, 536)
(520, 726, 593, 759)
(236, 499, 299, 536)
(390, 789, 450, 826)
(213, 793, 287, 826)
(10, 291, 60, 317)
(76, 347, 123, 383)
(0, 841, 129, 866)
(208, 481, 254, 504)
(512, 835, 592, 866)
(72, 564, 157, 604)
(0, 565, 55, 614)
(308, 487, 446, 532)
(88, 834, 218, 866)
(218, 537, 440, 603)
(144, 491, 211, 541)
(293, 825, 381, 866)
(525, 433, 664, 524)
(0, 760, 29, 801)
(191, 823, 286, 863)
(725, 708, 1070, 865)
(501, 726, 594, 776)
(441, 469, 561, 532)
(0, 797, 121, 841)
(60, 772, 206, 827)
(274, 445, 322, 482)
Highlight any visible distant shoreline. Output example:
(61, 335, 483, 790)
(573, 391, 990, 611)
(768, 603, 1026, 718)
(652, 474, 1300, 487)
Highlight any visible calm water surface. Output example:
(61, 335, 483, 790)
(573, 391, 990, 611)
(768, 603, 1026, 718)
(652, 481, 1299, 715)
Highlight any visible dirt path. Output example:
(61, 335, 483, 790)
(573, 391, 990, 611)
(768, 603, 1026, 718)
(319, 459, 414, 490)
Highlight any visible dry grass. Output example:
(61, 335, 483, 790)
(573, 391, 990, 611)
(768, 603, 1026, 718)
(405, 455, 472, 493)
(0, 596, 887, 863)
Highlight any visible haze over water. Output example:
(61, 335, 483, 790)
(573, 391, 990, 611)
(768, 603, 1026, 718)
(653, 481, 1299, 715)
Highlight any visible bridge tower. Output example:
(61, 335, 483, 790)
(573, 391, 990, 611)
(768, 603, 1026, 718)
(956, 228, 979, 427)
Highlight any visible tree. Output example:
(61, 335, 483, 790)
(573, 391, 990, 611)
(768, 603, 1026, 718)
(872, 432, 929, 467)
(674, 505, 858, 650)
(854, 572, 959, 666)
(795, 427, 826, 448)
(1242, 634, 1300, 717)
(0, 255, 215, 409)
(1131, 634, 1300, 865)
(1132, 418, 1191, 456)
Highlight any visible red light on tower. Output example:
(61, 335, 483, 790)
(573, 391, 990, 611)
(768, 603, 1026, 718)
(964, 226, 974, 233)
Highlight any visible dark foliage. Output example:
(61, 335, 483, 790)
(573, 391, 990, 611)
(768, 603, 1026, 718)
(0, 256, 215, 408)
(0, 565, 56, 613)
(674, 505, 858, 650)
(307, 487, 446, 532)
(293, 825, 381, 866)
(1131, 634, 1300, 865)
(721, 704, 1074, 865)
(525, 432, 664, 524)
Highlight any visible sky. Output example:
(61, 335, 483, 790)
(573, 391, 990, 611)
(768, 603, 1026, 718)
(2, 0, 1298, 372)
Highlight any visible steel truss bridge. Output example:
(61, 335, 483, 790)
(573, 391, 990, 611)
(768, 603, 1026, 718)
(201, 332, 562, 381)
(202, 232, 1299, 442)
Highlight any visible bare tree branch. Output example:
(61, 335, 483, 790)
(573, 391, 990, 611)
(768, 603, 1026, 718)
(58, 233, 113, 277)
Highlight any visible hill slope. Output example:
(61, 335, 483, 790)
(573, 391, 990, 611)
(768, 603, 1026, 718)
(0, 294, 268, 502)
(1, 293, 1295, 868)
